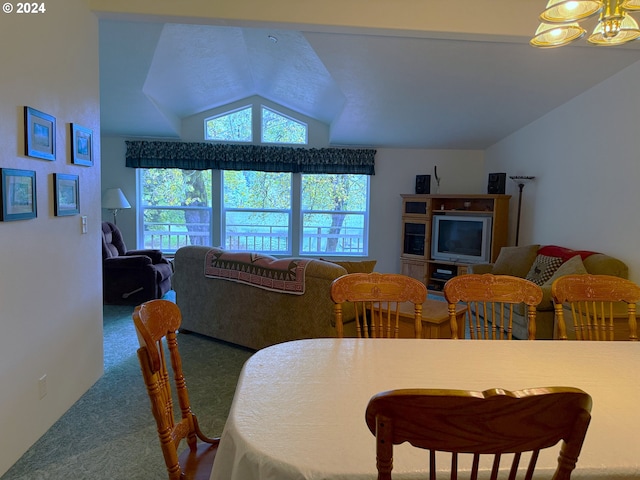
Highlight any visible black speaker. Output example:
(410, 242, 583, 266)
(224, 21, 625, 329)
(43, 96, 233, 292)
(415, 175, 430, 194)
(487, 172, 506, 194)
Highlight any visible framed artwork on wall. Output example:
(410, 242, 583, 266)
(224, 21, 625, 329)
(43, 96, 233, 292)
(24, 106, 56, 161)
(70, 123, 93, 166)
(53, 173, 79, 216)
(0, 168, 37, 221)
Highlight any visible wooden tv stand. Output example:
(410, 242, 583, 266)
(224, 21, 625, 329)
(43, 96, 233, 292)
(400, 193, 510, 293)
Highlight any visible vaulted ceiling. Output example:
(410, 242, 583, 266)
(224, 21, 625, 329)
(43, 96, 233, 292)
(99, 12, 640, 149)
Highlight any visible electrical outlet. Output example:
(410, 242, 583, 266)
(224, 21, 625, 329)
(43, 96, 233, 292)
(38, 374, 47, 399)
(81, 215, 88, 234)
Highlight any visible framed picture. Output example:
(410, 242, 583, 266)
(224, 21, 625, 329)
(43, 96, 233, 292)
(24, 107, 56, 161)
(53, 173, 79, 216)
(70, 123, 93, 166)
(0, 168, 37, 221)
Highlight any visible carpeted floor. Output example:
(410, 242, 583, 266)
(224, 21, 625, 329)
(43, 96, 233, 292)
(1, 295, 253, 480)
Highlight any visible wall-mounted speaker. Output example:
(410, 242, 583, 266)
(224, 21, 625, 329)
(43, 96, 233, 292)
(415, 175, 430, 194)
(487, 172, 506, 194)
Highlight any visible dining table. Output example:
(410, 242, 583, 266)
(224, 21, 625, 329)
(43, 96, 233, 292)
(210, 338, 640, 480)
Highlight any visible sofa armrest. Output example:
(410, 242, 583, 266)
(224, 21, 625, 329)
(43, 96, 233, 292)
(582, 253, 629, 278)
(126, 249, 167, 264)
(104, 255, 152, 268)
(308, 259, 348, 280)
(467, 263, 494, 274)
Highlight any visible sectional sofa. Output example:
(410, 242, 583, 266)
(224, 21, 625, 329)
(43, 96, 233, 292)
(468, 244, 629, 339)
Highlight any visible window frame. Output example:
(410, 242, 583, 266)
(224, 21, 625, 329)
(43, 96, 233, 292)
(221, 171, 293, 255)
(299, 174, 370, 256)
(204, 105, 253, 143)
(260, 105, 308, 145)
(137, 169, 369, 257)
(136, 169, 215, 253)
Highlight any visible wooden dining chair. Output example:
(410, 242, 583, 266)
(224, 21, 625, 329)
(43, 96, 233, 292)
(366, 387, 592, 480)
(552, 274, 640, 341)
(444, 274, 543, 340)
(133, 299, 219, 480)
(330, 272, 427, 338)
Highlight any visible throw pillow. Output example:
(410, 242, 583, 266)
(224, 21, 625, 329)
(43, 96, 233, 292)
(543, 255, 588, 287)
(492, 244, 540, 277)
(538, 255, 588, 309)
(323, 259, 377, 274)
(525, 254, 563, 286)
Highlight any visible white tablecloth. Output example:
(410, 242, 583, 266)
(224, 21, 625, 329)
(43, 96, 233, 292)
(211, 339, 640, 480)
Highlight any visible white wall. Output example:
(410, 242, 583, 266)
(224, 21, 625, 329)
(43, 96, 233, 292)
(0, 1, 103, 475)
(101, 136, 137, 245)
(370, 148, 485, 273)
(485, 61, 640, 283)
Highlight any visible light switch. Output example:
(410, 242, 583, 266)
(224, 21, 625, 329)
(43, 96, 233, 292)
(81, 215, 88, 234)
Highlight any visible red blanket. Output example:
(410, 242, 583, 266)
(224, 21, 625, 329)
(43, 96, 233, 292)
(204, 248, 310, 295)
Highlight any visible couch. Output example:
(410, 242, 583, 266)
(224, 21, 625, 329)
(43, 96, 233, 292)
(468, 244, 628, 339)
(172, 246, 376, 350)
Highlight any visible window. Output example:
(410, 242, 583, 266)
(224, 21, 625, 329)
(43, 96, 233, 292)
(204, 106, 252, 142)
(222, 171, 292, 253)
(261, 107, 307, 144)
(301, 174, 369, 255)
(139, 169, 212, 253)
(137, 102, 370, 256)
(139, 170, 369, 256)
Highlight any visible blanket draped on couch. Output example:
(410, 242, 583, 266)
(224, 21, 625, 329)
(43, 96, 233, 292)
(204, 248, 310, 294)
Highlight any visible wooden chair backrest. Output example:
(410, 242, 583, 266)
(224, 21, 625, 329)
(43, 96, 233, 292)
(365, 387, 592, 480)
(330, 273, 427, 338)
(133, 299, 218, 480)
(552, 274, 640, 341)
(443, 274, 543, 340)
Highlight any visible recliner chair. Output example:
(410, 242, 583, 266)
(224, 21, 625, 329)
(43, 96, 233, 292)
(101, 221, 173, 305)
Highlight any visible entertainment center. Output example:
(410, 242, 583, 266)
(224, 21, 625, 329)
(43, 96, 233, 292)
(400, 194, 511, 293)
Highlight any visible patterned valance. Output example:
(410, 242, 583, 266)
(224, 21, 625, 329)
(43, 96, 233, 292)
(125, 141, 376, 175)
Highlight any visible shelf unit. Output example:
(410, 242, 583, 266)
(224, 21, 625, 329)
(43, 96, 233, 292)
(400, 194, 511, 293)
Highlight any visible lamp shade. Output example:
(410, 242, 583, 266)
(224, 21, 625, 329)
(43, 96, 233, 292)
(540, 0, 602, 23)
(622, 0, 640, 10)
(530, 22, 586, 47)
(102, 188, 131, 210)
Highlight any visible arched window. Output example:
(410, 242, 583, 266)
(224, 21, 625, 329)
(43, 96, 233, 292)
(137, 103, 370, 256)
(204, 106, 252, 142)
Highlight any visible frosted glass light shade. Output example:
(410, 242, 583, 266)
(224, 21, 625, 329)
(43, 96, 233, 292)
(588, 13, 640, 44)
(530, 22, 586, 47)
(621, 0, 640, 9)
(540, 0, 603, 22)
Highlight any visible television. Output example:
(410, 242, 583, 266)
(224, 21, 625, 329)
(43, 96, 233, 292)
(431, 215, 492, 264)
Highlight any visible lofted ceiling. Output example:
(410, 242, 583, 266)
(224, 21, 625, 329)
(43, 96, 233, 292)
(99, 17, 640, 149)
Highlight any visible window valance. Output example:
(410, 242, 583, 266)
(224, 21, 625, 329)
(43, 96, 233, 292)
(125, 141, 375, 175)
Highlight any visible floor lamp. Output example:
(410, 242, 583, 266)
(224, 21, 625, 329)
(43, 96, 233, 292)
(102, 188, 131, 225)
(509, 176, 535, 246)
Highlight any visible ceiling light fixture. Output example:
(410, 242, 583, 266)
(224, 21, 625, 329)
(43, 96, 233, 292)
(530, 0, 640, 48)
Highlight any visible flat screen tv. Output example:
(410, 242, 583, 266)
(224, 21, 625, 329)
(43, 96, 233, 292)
(431, 215, 492, 264)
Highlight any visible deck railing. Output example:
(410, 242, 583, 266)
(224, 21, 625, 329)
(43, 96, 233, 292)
(142, 207, 364, 255)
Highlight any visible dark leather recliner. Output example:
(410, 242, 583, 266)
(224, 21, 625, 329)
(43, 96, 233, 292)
(101, 221, 173, 304)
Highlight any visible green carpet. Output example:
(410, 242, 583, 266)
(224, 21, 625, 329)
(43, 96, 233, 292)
(1, 296, 253, 480)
